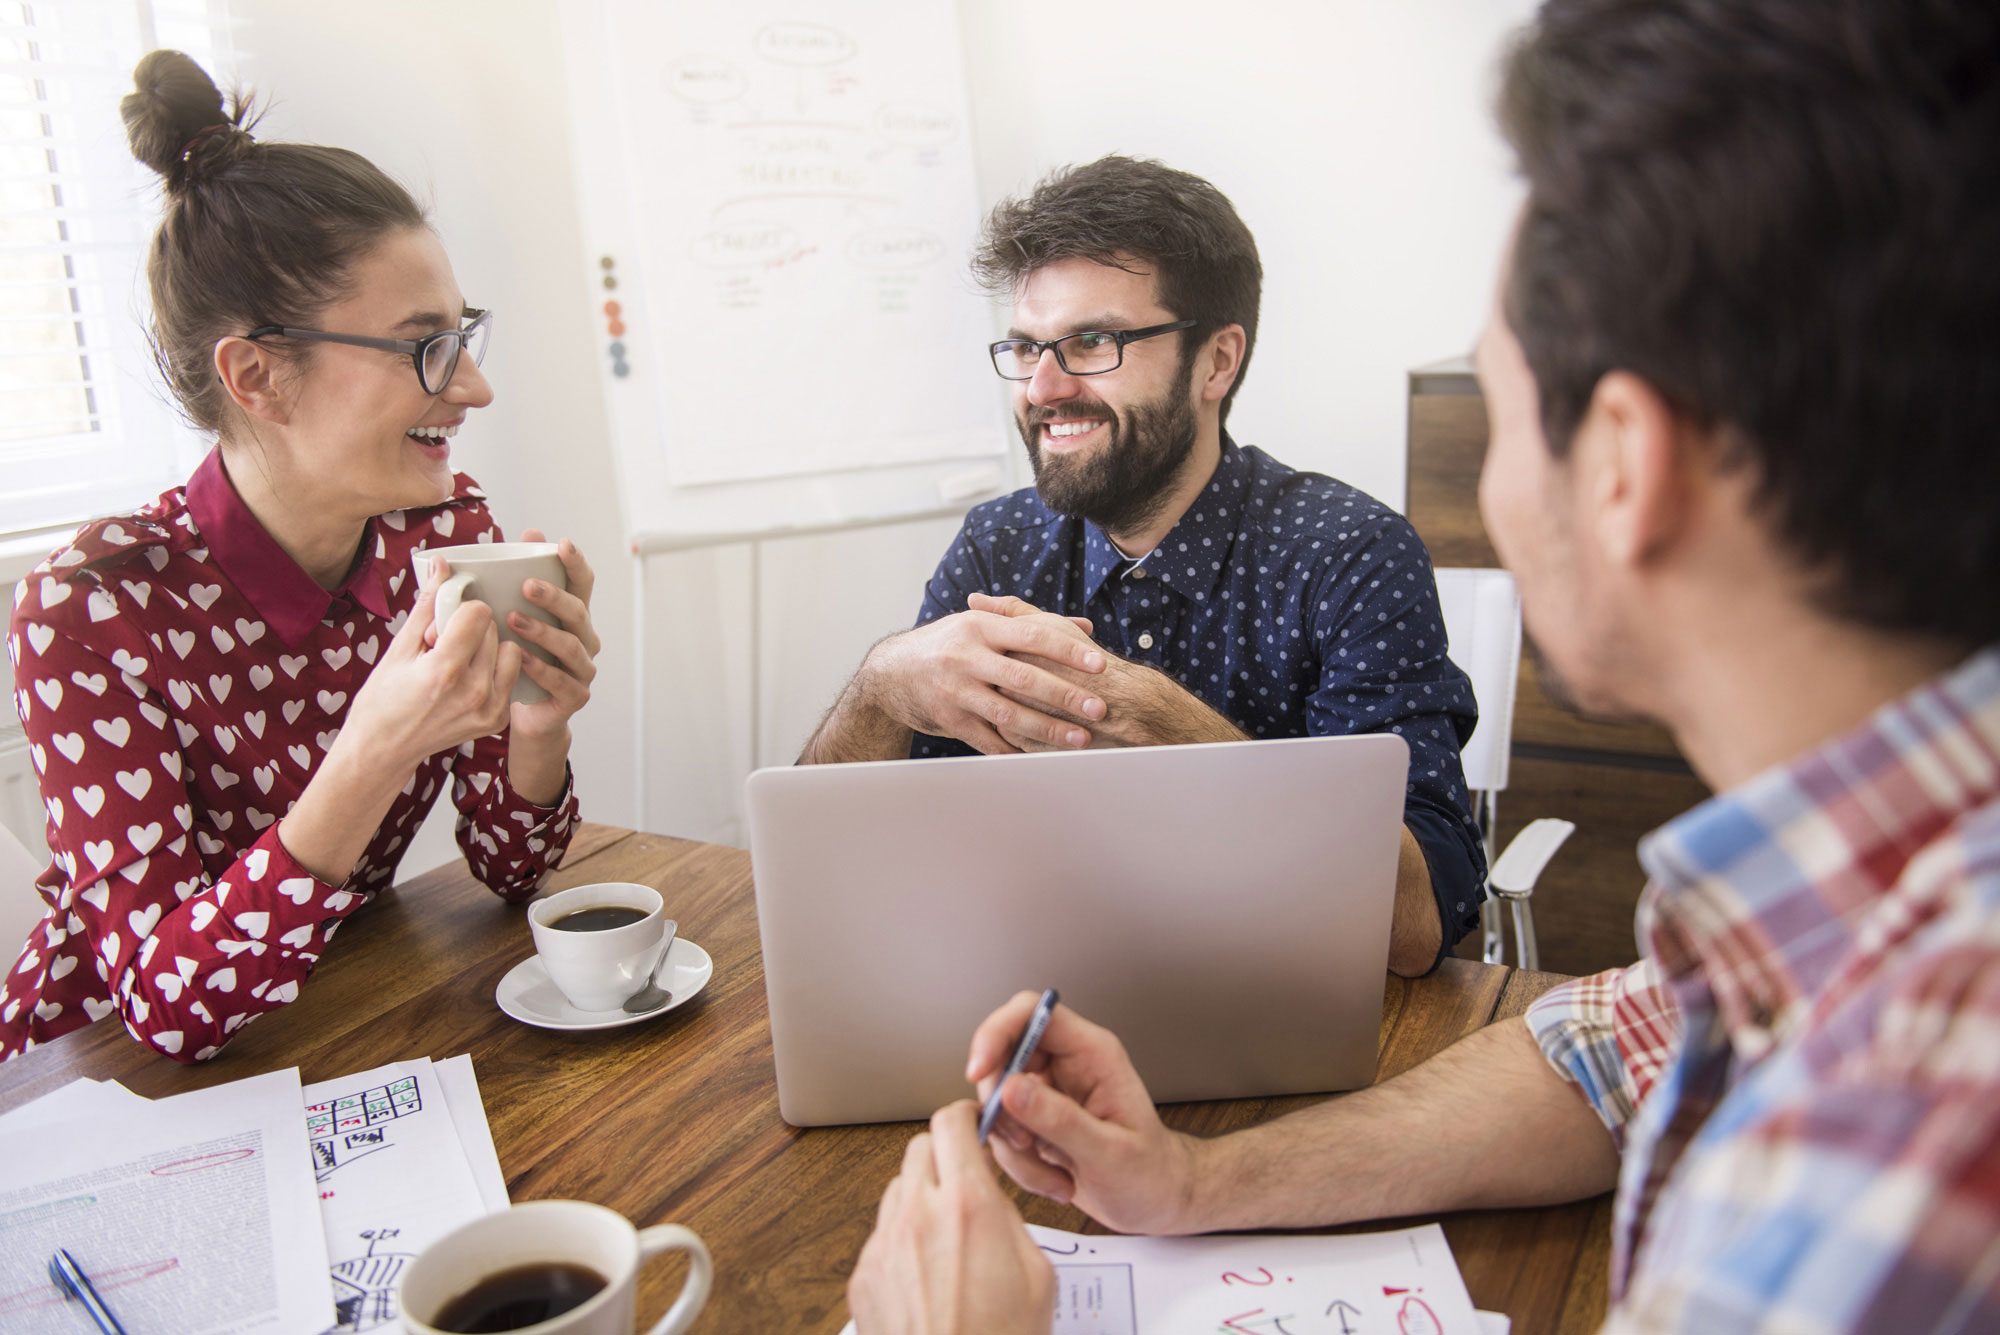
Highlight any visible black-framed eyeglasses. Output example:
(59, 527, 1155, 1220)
(244, 308, 492, 395)
(988, 319, 1195, 381)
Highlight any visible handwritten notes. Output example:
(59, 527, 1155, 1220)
(305, 1056, 505, 1334)
(591, 0, 1000, 486)
(1025, 1223, 1483, 1335)
(839, 1222, 1493, 1335)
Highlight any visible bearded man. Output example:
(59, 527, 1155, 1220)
(801, 157, 1483, 976)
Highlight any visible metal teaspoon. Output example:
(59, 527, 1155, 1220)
(623, 919, 679, 1013)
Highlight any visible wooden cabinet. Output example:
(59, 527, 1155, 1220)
(1408, 358, 1710, 976)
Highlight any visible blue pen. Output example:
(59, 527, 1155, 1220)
(49, 1249, 128, 1335)
(977, 987, 1059, 1145)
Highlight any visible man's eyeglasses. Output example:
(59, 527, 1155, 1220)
(989, 319, 1195, 381)
(244, 308, 492, 395)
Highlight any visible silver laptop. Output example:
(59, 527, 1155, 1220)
(745, 734, 1409, 1127)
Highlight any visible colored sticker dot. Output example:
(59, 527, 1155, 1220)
(602, 300, 622, 317)
(598, 256, 615, 270)
(602, 276, 618, 290)
(606, 319, 626, 336)
(608, 341, 626, 357)
(612, 362, 630, 378)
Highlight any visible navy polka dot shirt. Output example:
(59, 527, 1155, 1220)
(911, 435, 1487, 963)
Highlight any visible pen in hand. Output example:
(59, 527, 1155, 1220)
(49, 1248, 129, 1335)
(977, 987, 1059, 1146)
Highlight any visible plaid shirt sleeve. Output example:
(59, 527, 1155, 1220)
(1534, 904, 2000, 1333)
(1603, 1080, 2000, 1333)
(1603, 943, 2000, 1332)
(1526, 958, 1683, 1146)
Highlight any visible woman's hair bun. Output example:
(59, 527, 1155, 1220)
(120, 49, 253, 187)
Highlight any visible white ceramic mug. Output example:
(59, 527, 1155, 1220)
(414, 542, 567, 704)
(529, 883, 667, 1012)
(399, 1200, 711, 1335)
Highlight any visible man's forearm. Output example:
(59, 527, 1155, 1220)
(1112, 664, 1249, 746)
(1185, 1016, 1621, 1232)
(799, 670, 914, 764)
(1387, 826, 1444, 976)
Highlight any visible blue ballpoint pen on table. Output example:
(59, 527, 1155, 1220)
(977, 987, 1059, 1146)
(49, 1248, 129, 1335)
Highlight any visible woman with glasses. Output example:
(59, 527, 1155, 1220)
(0, 51, 600, 1063)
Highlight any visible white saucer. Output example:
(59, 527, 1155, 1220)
(495, 938, 713, 1031)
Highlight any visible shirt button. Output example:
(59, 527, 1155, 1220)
(1131, 566, 1147, 579)
(1138, 632, 1155, 650)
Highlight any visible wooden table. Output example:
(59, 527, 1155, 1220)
(0, 825, 1612, 1333)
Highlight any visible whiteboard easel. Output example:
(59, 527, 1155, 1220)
(559, 0, 1010, 536)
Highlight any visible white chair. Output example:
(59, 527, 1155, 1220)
(0, 819, 46, 965)
(1433, 567, 1574, 971)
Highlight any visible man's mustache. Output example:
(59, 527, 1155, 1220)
(1023, 401, 1115, 429)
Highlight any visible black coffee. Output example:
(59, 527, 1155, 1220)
(548, 906, 646, 932)
(432, 1261, 608, 1332)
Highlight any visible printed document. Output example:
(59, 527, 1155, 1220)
(0, 1067, 331, 1333)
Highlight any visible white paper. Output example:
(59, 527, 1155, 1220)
(0, 1076, 147, 1133)
(435, 1054, 510, 1213)
(602, 0, 1001, 486)
(0, 1068, 331, 1334)
(304, 1057, 493, 1333)
(1024, 1222, 1481, 1334)
(838, 1222, 1488, 1335)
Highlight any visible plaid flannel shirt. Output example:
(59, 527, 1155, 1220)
(1528, 647, 2000, 1333)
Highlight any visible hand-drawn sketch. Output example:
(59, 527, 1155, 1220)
(1026, 1223, 1481, 1335)
(306, 1076, 421, 1180)
(302, 1060, 493, 1335)
(323, 1227, 416, 1333)
(1325, 1297, 1364, 1333)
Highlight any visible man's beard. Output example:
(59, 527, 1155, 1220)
(1018, 376, 1200, 537)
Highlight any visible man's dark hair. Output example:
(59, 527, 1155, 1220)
(1499, 0, 2000, 649)
(973, 156, 1262, 425)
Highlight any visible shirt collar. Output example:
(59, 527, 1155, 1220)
(1635, 646, 2000, 1057)
(1080, 433, 1251, 605)
(184, 447, 393, 647)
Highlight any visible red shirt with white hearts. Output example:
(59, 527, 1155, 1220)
(1, 449, 580, 1063)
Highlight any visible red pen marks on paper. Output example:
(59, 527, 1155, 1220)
(151, 1148, 256, 1175)
(0, 1258, 179, 1315)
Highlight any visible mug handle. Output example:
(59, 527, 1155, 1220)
(432, 571, 477, 629)
(636, 1224, 713, 1335)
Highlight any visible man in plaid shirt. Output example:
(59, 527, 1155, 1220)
(845, 1, 2000, 1332)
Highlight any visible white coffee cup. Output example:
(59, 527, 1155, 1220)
(529, 883, 667, 1012)
(414, 542, 567, 704)
(398, 1199, 711, 1335)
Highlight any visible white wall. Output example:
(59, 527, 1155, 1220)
(234, 0, 640, 867)
(961, 1, 1534, 504)
(206, 0, 1535, 862)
